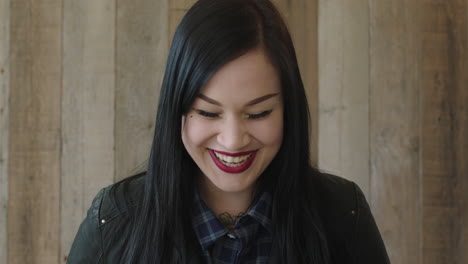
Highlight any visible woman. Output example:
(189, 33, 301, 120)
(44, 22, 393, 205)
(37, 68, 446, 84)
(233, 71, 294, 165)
(68, 0, 390, 263)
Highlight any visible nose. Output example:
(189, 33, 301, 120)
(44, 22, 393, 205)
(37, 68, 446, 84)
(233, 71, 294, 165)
(217, 116, 251, 151)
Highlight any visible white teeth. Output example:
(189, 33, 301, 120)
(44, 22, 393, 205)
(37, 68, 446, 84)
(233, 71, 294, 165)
(213, 151, 252, 166)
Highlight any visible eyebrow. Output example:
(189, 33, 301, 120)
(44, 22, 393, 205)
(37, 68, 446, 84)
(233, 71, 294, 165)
(198, 93, 280, 107)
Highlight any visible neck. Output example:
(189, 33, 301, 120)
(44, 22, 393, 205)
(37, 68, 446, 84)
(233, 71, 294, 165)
(198, 178, 254, 217)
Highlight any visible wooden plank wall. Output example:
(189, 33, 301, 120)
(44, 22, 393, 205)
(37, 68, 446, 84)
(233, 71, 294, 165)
(318, 0, 468, 264)
(420, 0, 468, 263)
(0, 0, 10, 262)
(318, 0, 369, 194)
(61, 0, 116, 261)
(279, 0, 319, 161)
(115, 0, 168, 181)
(8, 1, 62, 263)
(369, 1, 422, 263)
(0, 0, 467, 264)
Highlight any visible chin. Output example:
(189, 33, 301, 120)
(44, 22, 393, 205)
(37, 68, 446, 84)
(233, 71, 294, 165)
(208, 171, 257, 194)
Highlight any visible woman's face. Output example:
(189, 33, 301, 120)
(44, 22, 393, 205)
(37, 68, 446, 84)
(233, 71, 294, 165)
(182, 48, 283, 197)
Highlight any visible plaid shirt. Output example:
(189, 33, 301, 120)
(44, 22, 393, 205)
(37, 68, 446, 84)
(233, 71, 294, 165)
(192, 191, 272, 264)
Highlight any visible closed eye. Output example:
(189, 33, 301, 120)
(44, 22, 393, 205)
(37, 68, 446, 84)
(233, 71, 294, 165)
(247, 110, 273, 119)
(194, 109, 273, 119)
(196, 110, 220, 118)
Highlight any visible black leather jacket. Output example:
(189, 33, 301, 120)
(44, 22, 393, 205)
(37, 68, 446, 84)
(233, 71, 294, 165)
(67, 172, 390, 263)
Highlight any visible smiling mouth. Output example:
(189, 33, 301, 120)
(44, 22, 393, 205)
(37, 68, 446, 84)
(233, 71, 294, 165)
(213, 151, 253, 167)
(208, 149, 257, 173)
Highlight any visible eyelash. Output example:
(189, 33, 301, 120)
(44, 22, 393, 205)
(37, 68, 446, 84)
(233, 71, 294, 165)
(196, 110, 273, 119)
(196, 110, 219, 118)
(247, 110, 272, 119)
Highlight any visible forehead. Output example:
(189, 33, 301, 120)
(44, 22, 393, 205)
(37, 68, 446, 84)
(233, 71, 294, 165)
(200, 48, 281, 103)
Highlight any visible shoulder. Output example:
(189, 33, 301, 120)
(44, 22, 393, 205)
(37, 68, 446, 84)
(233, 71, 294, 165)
(309, 170, 362, 217)
(67, 173, 146, 263)
(308, 169, 390, 263)
(99, 172, 146, 223)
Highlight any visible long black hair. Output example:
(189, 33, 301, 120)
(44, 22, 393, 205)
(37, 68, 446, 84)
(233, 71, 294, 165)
(115, 0, 330, 263)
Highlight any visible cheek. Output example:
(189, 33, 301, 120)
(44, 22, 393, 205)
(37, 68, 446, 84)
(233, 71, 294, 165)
(182, 118, 217, 147)
(249, 115, 283, 146)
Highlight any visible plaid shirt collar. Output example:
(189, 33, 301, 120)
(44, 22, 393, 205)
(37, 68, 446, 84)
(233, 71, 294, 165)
(191, 189, 272, 251)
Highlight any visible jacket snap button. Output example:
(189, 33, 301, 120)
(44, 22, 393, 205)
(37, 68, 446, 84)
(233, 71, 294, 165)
(101, 219, 106, 224)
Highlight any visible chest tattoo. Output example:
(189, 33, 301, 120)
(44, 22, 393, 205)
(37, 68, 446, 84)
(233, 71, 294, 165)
(218, 212, 245, 232)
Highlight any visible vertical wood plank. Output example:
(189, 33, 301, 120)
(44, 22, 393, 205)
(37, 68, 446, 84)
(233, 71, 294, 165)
(169, 0, 195, 10)
(8, 0, 62, 263)
(369, 1, 422, 264)
(460, 3, 468, 262)
(273, 0, 319, 162)
(0, 0, 9, 262)
(421, 1, 468, 263)
(317, 0, 370, 195)
(289, 0, 319, 163)
(115, 0, 168, 181)
(61, 0, 115, 262)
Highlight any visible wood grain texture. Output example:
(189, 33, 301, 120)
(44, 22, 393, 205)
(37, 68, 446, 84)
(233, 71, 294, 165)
(421, 0, 468, 263)
(0, 0, 10, 262)
(369, 1, 422, 263)
(460, 3, 468, 260)
(318, 0, 369, 195)
(8, 0, 62, 263)
(61, 0, 115, 261)
(169, 0, 195, 10)
(115, 0, 168, 181)
(288, 0, 319, 163)
(273, 0, 319, 162)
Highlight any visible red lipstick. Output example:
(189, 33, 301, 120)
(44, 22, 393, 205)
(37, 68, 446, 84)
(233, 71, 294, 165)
(208, 149, 257, 174)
